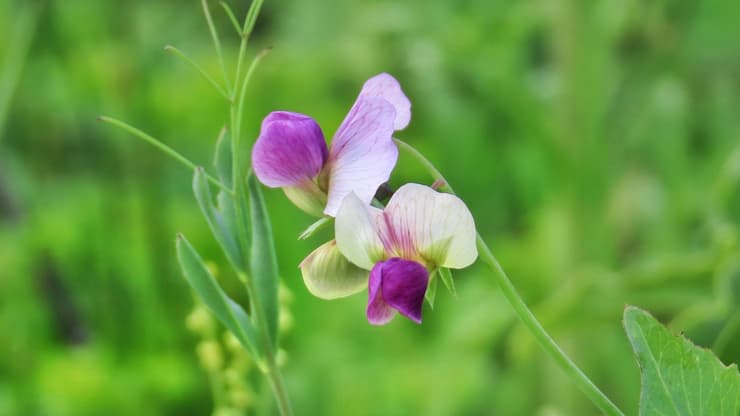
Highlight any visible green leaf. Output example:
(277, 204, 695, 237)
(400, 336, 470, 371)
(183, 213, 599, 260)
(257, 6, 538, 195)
(193, 167, 243, 271)
(247, 173, 279, 349)
(176, 234, 261, 358)
(438, 267, 456, 297)
(623, 306, 740, 416)
(298, 216, 332, 240)
(425, 271, 438, 309)
(213, 128, 232, 190)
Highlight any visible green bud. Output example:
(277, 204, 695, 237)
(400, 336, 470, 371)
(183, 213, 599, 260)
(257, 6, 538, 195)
(197, 340, 223, 372)
(186, 305, 214, 335)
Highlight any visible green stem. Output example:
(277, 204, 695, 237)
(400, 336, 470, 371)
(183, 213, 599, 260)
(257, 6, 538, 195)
(164, 45, 231, 101)
(201, 0, 231, 92)
(394, 138, 625, 416)
(99, 116, 230, 193)
(225, 4, 291, 412)
(220, 1, 243, 36)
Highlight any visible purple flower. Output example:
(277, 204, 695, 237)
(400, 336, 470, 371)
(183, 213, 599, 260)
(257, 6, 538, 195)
(252, 73, 411, 217)
(300, 184, 478, 325)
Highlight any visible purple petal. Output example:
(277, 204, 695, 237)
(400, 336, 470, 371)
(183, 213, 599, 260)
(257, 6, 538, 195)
(366, 258, 429, 325)
(367, 261, 396, 325)
(359, 73, 412, 131)
(324, 97, 398, 216)
(252, 111, 329, 188)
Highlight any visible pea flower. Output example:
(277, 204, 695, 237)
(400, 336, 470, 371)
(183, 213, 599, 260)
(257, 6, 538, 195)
(251, 73, 411, 217)
(301, 184, 478, 325)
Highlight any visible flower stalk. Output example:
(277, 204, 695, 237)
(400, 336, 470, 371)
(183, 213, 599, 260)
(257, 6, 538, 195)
(394, 139, 624, 416)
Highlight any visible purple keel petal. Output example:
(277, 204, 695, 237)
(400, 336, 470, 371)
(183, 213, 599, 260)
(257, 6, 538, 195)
(366, 258, 429, 325)
(324, 97, 398, 216)
(359, 73, 411, 130)
(367, 261, 396, 325)
(252, 111, 329, 188)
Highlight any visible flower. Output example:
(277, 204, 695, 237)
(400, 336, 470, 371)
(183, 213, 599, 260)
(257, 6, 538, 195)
(301, 183, 478, 325)
(251, 73, 411, 217)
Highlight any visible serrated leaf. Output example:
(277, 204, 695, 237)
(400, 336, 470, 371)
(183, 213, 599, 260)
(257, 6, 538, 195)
(425, 272, 438, 309)
(247, 173, 279, 349)
(213, 128, 233, 190)
(193, 167, 243, 271)
(176, 234, 261, 358)
(438, 267, 456, 297)
(623, 305, 740, 416)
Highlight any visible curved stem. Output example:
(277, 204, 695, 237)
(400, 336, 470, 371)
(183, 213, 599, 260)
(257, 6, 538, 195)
(99, 116, 230, 193)
(394, 138, 624, 416)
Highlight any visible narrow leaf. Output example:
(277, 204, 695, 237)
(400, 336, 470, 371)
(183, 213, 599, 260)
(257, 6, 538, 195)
(247, 173, 279, 349)
(438, 267, 457, 297)
(623, 305, 740, 416)
(213, 128, 232, 190)
(425, 272, 438, 309)
(298, 216, 332, 240)
(193, 167, 243, 271)
(176, 234, 261, 358)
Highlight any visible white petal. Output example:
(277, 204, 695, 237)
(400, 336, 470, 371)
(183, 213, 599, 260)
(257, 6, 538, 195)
(384, 183, 477, 268)
(299, 240, 368, 300)
(324, 97, 398, 216)
(335, 192, 385, 270)
(359, 73, 411, 130)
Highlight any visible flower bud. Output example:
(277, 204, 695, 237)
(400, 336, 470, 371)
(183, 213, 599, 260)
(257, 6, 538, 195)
(197, 340, 223, 372)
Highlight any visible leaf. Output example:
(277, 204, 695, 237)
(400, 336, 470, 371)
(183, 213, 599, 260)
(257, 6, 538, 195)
(425, 271, 438, 309)
(176, 233, 261, 358)
(247, 173, 279, 349)
(193, 167, 243, 271)
(298, 216, 332, 240)
(213, 128, 232, 190)
(438, 267, 457, 297)
(623, 306, 740, 416)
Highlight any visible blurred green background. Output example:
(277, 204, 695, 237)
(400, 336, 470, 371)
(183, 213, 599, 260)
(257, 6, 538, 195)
(1, 0, 739, 415)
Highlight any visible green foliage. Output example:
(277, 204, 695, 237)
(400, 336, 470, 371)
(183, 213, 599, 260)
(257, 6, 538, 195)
(213, 128, 233, 190)
(192, 167, 243, 271)
(623, 306, 740, 415)
(176, 234, 261, 359)
(247, 174, 280, 350)
(2, 0, 740, 414)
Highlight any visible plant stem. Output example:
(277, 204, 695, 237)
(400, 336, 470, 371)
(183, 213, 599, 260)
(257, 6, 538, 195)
(164, 45, 231, 100)
(225, 3, 292, 412)
(99, 116, 230, 192)
(394, 138, 625, 416)
(201, 0, 231, 92)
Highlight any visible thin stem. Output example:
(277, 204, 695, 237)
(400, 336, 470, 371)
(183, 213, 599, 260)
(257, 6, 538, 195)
(394, 138, 625, 416)
(220, 2, 243, 36)
(224, 4, 291, 412)
(235, 49, 270, 150)
(164, 45, 231, 101)
(201, 0, 231, 92)
(99, 116, 230, 193)
(232, 0, 264, 101)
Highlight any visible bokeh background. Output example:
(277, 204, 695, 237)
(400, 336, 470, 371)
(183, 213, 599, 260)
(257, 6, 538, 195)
(1, 0, 739, 415)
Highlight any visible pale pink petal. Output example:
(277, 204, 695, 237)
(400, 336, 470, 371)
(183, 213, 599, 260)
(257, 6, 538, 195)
(252, 111, 328, 188)
(335, 192, 385, 270)
(324, 97, 398, 216)
(383, 184, 478, 269)
(359, 73, 411, 130)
